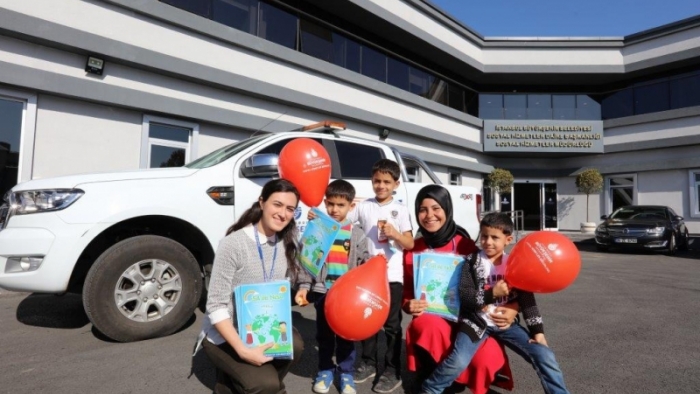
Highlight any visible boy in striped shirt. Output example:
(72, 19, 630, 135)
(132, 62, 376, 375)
(296, 180, 370, 394)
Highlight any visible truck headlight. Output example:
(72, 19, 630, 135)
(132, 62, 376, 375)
(10, 189, 84, 214)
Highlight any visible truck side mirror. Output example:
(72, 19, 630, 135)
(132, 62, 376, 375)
(241, 154, 279, 178)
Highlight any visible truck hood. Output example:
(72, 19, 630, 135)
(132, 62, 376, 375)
(13, 167, 199, 191)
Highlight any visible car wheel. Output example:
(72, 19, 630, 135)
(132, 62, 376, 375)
(665, 232, 677, 256)
(596, 244, 609, 252)
(83, 235, 202, 342)
(678, 229, 690, 251)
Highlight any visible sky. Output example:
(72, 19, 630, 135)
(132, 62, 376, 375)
(429, 0, 700, 37)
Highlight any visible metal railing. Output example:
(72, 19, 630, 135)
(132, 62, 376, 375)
(480, 210, 525, 242)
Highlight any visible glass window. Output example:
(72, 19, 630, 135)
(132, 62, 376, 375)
(670, 74, 700, 110)
(300, 19, 333, 62)
(691, 170, 700, 218)
(607, 175, 635, 213)
(387, 57, 409, 91)
(361, 46, 387, 82)
(161, 0, 211, 17)
(601, 89, 634, 120)
(427, 78, 447, 105)
(0, 98, 23, 197)
(212, 0, 258, 34)
(552, 95, 576, 120)
(332, 33, 360, 73)
(405, 166, 420, 183)
(576, 95, 601, 120)
(504, 94, 526, 120)
(448, 84, 465, 112)
(479, 94, 503, 119)
(335, 141, 383, 179)
(634, 82, 670, 115)
(448, 169, 461, 186)
(408, 67, 432, 98)
(142, 116, 197, 169)
(258, 2, 297, 50)
(527, 94, 552, 119)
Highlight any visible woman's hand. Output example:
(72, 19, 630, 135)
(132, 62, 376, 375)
(403, 299, 429, 316)
(294, 288, 309, 306)
(529, 333, 549, 347)
(490, 301, 519, 329)
(237, 343, 274, 366)
(307, 210, 317, 221)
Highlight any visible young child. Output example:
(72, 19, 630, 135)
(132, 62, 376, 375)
(296, 180, 370, 394)
(350, 159, 414, 393)
(420, 213, 569, 394)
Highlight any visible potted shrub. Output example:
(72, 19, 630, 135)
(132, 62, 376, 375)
(575, 168, 603, 233)
(487, 168, 514, 211)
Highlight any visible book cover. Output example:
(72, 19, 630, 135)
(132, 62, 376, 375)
(298, 207, 341, 278)
(414, 252, 464, 322)
(234, 280, 294, 359)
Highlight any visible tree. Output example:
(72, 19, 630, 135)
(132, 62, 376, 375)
(487, 168, 514, 193)
(575, 168, 604, 222)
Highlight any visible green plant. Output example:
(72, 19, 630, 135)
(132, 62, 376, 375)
(487, 168, 514, 194)
(575, 168, 604, 222)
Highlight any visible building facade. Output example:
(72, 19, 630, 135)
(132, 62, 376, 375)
(1, 0, 699, 233)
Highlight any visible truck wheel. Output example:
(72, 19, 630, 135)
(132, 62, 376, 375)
(83, 235, 202, 342)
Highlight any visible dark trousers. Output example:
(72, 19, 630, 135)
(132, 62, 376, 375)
(314, 292, 357, 373)
(202, 328, 304, 394)
(360, 282, 403, 377)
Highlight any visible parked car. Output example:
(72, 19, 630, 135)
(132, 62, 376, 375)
(594, 205, 689, 254)
(0, 122, 481, 342)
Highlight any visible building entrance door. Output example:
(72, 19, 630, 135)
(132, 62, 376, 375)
(509, 181, 558, 231)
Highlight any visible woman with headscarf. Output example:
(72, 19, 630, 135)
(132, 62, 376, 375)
(403, 185, 518, 393)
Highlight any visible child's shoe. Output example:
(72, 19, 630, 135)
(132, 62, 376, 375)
(312, 370, 334, 394)
(339, 373, 357, 394)
(353, 361, 376, 383)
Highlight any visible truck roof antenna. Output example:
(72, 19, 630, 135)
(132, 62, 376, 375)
(251, 110, 288, 138)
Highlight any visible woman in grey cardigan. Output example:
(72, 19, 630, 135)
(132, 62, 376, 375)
(198, 179, 304, 394)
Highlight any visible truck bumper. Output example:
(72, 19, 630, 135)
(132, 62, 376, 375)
(0, 213, 103, 293)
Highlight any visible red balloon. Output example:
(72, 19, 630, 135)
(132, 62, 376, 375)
(505, 231, 581, 293)
(325, 255, 390, 341)
(278, 138, 331, 207)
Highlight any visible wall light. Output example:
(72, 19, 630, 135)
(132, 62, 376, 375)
(379, 128, 390, 140)
(85, 55, 105, 75)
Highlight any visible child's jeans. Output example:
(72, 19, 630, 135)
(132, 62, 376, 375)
(421, 323, 569, 394)
(314, 293, 356, 373)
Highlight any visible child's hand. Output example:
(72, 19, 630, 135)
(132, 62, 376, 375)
(381, 223, 399, 240)
(492, 280, 510, 298)
(404, 299, 428, 316)
(307, 210, 317, 221)
(294, 289, 309, 306)
(529, 333, 549, 347)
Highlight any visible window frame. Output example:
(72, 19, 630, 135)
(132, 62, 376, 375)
(140, 115, 199, 169)
(0, 87, 38, 183)
(604, 173, 637, 215)
(448, 168, 462, 186)
(689, 169, 700, 218)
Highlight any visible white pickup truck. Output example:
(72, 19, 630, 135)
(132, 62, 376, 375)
(0, 123, 480, 342)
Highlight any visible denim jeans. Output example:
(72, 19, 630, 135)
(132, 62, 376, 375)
(421, 324, 569, 394)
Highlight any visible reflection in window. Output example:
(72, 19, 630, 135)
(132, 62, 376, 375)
(670, 74, 700, 109)
(448, 169, 461, 186)
(143, 117, 197, 169)
(387, 57, 409, 91)
(151, 145, 186, 168)
(409, 67, 432, 98)
(361, 46, 387, 82)
(332, 33, 360, 73)
(428, 79, 447, 105)
(259, 2, 297, 49)
(335, 141, 383, 179)
(601, 89, 634, 119)
(405, 165, 419, 183)
(608, 175, 635, 213)
(634, 82, 670, 115)
(300, 19, 333, 62)
(0, 98, 22, 197)
(212, 0, 258, 34)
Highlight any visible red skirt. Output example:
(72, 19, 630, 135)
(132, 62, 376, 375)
(405, 314, 514, 394)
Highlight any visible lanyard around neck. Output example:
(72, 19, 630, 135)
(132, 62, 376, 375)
(253, 225, 277, 282)
(428, 238, 457, 253)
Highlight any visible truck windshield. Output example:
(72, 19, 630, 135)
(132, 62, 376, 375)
(186, 135, 268, 169)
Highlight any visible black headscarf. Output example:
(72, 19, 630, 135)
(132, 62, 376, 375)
(415, 185, 471, 248)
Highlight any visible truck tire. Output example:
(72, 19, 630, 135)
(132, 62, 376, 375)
(83, 235, 202, 342)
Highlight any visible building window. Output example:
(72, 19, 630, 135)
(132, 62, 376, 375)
(0, 88, 37, 193)
(690, 170, 700, 218)
(448, 169, 461, 186)
(606, 174, 636, 214)
(141, 116, 199, 169)
(405, 164, 420, 183)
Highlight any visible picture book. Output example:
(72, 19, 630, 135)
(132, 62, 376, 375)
(413, 252, 464, 322)
(234, 280, 294, 359)
(298, 207, 341, 277)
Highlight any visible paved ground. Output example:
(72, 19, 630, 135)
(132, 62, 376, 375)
(1, 234, 699, 393)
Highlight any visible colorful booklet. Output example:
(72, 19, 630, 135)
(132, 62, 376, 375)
(413, 252, 464, 322)
(234, 280, 294, 359)
(298, 207, 341, 278)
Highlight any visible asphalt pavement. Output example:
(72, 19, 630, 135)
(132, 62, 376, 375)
(1, 235, 700, 393)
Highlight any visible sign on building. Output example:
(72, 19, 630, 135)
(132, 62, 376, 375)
(483, 120, 604, 153)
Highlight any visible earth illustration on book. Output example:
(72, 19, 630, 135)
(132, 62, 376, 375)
(236, 281, 294, 358)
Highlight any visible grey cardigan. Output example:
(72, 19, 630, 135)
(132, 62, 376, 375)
(297, 223, 369, 294)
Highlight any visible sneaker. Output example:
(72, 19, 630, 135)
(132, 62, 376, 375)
(372, 373, 402, 393)
(353, 361, 376, 383)
(339, 373, 357, 394)
(312, 370, 334, 394)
